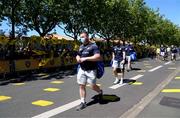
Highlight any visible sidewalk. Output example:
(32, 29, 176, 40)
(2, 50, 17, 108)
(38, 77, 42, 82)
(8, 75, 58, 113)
(137, 71, 180, 118)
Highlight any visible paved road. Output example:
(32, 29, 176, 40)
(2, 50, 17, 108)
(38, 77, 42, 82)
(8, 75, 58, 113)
(0, 57, 180, 118)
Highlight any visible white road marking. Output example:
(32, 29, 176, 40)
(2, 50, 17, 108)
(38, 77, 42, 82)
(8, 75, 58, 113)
(148, 66, 163, 72)
(32, 100, 81, 118)
(31, 59, 177, 118)
(164, 61, 172, 65)
(109, 74, 144, 89)
(109, 83, 126, 89)
(68, 75, 74, 78)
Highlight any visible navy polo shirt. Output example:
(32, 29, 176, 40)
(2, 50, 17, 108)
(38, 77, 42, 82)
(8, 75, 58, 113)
(171, 48, 177, 53)
(125, 44, 134, 56)
(77, 43, 100, 71)
(160, 47, 166, 52)
(113, 45, 125, 61)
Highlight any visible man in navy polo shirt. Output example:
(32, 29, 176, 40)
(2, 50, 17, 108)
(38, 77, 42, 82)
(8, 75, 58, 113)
(125, 42, 134, 71)
(76, 31, 103, 111)
(160, 45, 166, 59)
(170, 45, 177, 61)
(112, 41, 126, 84)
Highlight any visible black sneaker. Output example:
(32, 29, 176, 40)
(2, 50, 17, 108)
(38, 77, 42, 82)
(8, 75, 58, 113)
(76, 102, 87, 111)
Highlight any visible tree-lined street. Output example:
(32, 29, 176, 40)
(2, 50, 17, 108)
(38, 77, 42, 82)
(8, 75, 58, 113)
(0, 57, 180, 118)
(0, 0, 180, 118)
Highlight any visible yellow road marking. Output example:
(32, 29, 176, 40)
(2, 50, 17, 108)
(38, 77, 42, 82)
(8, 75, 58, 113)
(12, 83, 25, 86)
(129, 82, 143, 85)
(161, 89, 180, 93)
(50, 81, 64, 84)
(32, 100, 54, 107)
(43, 88, 60, 92)
(175, 76, 180, 80)
(0, 96, 12, 101)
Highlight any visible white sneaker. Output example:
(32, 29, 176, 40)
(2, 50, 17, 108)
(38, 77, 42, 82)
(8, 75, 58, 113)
(113, 78, 120, 84)
(119, 79, 123, 84)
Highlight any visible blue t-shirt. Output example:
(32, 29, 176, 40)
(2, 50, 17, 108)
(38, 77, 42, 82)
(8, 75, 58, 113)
(125, 44, 134, 56)
(77, 43, 100, 70)
(113, 45, 125, 61)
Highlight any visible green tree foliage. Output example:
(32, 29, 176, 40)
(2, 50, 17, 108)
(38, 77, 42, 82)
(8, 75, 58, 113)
(0, 0, 179, 46)
(20, 0, 65, 37)
(1, 0, 24, 39)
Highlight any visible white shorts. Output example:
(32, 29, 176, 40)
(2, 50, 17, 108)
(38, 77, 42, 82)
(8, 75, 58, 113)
(171, 53, 176, 57)
(126, 56, 131, 61)
(160, 52, 165, 57)
(77, 67, 97, 85)
(112, 60, 124, 69)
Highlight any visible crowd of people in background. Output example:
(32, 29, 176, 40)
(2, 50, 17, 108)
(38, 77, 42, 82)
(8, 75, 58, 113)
(156, 44, 180, 61)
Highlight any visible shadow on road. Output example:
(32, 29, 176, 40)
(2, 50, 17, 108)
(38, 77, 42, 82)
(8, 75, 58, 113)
(87, 94, 120, 106)
(131, 68, 141, 71)
(0, 69, 76, 86)
(123, 79, 136, 84)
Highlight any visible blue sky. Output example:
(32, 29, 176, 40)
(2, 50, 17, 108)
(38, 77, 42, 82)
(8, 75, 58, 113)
(1, 0, 180, 36)
(145, 0, 180, 26)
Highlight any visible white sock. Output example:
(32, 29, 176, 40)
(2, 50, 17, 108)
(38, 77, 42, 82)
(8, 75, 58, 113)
(115, 77, 119, 80)
(80, 98, 85, 103)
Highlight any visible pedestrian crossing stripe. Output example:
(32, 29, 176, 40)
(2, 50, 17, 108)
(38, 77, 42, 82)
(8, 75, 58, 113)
(0, 96, 12, 101)
(175, 77, 180, 79)
(138, 70, 146, 72)
(161, 89, 180, 93)
(12, 83, 25, 86)
(32, 100, 54, 107)
(129, 82, 143, 85)
(50, 81, 64, 84)
(43, 88, 60, 92)
(87, 84, 101, 87)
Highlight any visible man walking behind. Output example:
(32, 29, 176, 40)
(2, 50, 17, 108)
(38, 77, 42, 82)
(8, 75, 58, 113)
(112, 41, 126, 85)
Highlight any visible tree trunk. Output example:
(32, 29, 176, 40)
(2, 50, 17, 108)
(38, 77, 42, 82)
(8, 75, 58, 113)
(74, 35, 78, 41)
(11, 19, 15, 39)
(106, 38, 110, 48)
(123, 39, 125, 46)
(40, 33, 46, 37)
